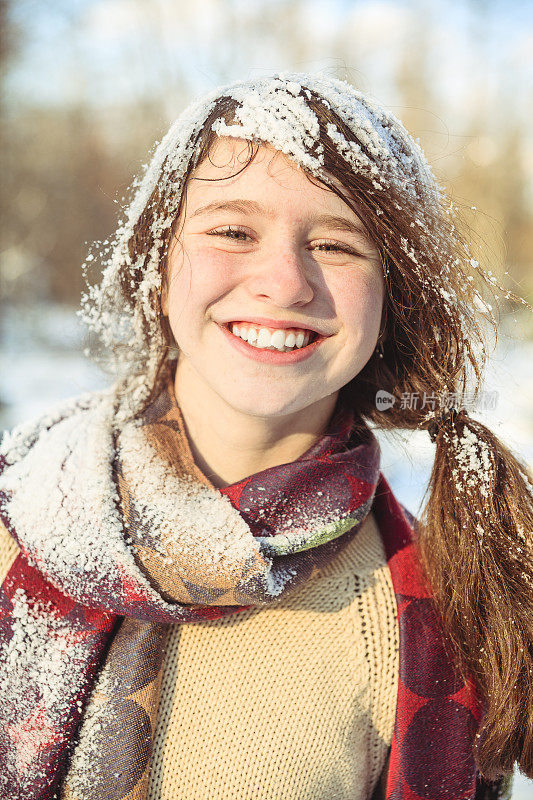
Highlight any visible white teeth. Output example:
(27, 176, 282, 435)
(270, 330, 286, 350)
(228, 323, 315, 351)
(256, 328, 272, 348)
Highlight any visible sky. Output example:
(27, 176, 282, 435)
(5, 0, 532, 122)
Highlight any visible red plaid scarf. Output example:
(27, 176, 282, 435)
(0, 381, 502, 799)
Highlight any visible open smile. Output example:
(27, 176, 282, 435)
(218, 322, 327, 364)
(227, 321, 318, 351)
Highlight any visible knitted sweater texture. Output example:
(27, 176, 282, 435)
(0, 511, 397, 800)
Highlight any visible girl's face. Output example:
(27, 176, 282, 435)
(163, 138, 384, 420)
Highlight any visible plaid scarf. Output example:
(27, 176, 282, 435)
(0, 379, 501, 799)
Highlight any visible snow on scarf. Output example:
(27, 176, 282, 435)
(0, 379, 493, 799)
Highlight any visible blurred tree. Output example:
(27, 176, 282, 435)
(452, 122, 533, 301)
(395, 0, 433, 129)
(2, 105, 132, 303)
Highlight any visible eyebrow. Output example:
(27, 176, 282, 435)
(312, 213, 367, 238)
(189, 200, 266, 218)
(189, 199, 367, 238)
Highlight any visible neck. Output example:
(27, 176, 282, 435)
(173, 361, 338, 488)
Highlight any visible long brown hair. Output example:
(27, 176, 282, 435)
(117, 91, 533, 781)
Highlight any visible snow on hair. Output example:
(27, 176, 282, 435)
(77, 72, 455, 419)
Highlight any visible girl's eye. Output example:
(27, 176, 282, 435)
(205, 229, 362, 257)
(207, 226, 251, 241)
(312, 241, 361, 256)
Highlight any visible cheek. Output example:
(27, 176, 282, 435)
(166, 245, 237, 319)
(332, 272, 384, 341)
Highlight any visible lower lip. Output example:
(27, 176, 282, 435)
(218, 324, 326, 364)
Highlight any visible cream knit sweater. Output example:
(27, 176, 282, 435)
(0, 507, 398, 800)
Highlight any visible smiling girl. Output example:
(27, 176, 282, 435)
(0, 74, 531, 800)
(163, 136, 385, 482)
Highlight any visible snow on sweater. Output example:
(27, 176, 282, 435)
(0, 512, 397, 800)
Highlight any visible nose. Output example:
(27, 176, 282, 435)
(245, 247, 314, 307)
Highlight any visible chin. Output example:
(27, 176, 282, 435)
(219, 389, 318, 420)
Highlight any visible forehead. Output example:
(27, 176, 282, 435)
(185, 137, 355, 216)
(193, 137, 301, 180)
